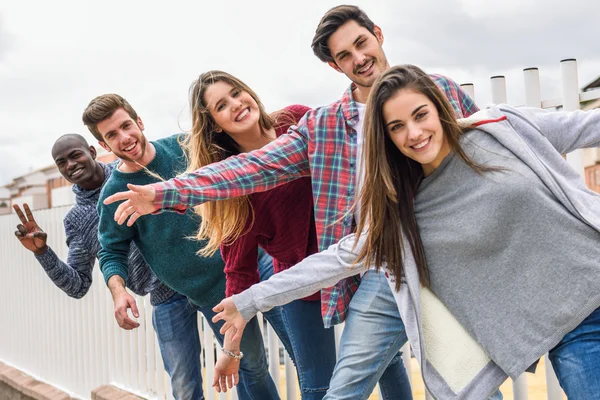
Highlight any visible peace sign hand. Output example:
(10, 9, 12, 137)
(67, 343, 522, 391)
(13, 203, 48, 255)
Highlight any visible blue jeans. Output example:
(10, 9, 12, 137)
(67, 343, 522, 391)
(257, 249, 294, 361)
(259, 248, 337, 399)
(549, 306, 600, 400)
(153, 292, 281, 400)
(153, 293, 203, 400)
(193, 301, 281, 400)
(324, 269, 412, 400)
(281, 299, 337, 399)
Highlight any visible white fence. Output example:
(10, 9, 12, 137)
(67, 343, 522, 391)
(0, 205, 300, 400)
(1, 58, 600, 400)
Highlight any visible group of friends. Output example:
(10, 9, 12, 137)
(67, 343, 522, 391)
(12, 5, 600, 400)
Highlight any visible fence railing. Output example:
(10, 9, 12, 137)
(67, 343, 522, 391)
(2, 58, 600, 400)
(0, 205, 293, 400)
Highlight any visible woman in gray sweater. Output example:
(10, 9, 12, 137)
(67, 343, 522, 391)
(212, 65, 600, 399)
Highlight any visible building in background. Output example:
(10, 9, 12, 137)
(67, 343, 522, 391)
(2, 148, 116, 212)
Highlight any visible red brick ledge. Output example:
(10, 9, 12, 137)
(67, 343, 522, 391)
(0, 361, 71, 399)
(0, 362, 144, 400)
(91, 385, 144, 400)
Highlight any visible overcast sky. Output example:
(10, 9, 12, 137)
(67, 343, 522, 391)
(1, 0, 598, 185)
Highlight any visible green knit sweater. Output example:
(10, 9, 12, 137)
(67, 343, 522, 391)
(98, 134, 226, 307)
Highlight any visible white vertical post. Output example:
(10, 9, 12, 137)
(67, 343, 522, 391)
(284, 352, 298, 400)
(544, 354, 564, 400)
(561, 58, 584, 176)
(401, 343, 412, 385)
(490, 76, 508, 104)
(203, 317, 217, 400)
(334, 323, 344, 356)
(523, 68, 542, 107)
(460, 83, 476, 104)
(513, 374, 529, 400)
(266, 324, 280, 394)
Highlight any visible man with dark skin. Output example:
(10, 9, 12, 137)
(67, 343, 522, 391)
(13, 133, 205, 400)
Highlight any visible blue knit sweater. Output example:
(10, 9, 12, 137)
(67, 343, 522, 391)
(98, 135, 226, 308)
(35, 161, 175, 305)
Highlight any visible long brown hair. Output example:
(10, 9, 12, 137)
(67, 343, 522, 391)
(356, 64, 496, 290)
(184, 70, 295, 255)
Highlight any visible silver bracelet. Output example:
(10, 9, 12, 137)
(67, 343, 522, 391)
(221, 348, 244, 360)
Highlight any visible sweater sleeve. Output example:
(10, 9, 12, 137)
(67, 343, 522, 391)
(34, 237, 94, 299)
(151, 118, 312, 211)
(506, 107, 600, 154)
(232, 234, 368, 320)
(221, 234, 260, 297)
(98, 192, 135, 285)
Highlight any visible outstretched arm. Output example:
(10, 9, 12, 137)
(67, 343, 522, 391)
(14, 204, 94, 299)
(505, 106, 600, 154)
(104, 124, 311, 226)
(212, 234, 370, 332)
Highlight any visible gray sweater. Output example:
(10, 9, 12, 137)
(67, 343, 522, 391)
(35, 162, 175, 305)
(232, 105, 600, 399)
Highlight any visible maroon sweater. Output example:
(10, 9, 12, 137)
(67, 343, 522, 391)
(220, 104, 320, 301)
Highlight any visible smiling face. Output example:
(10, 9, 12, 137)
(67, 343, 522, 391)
(95, 108, 148, 164)
(327, 20, 389, 94)
(383, 88, 450, 177)
(202, 80, 260, 136)
(52, 137, 98, 186)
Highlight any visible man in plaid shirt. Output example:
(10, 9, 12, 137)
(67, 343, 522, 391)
(106, 5, 479, 399)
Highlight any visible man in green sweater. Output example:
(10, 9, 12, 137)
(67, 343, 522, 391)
(83, 93, 281, 400)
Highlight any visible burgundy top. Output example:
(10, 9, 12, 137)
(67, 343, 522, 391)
(220, 104, 320, 301)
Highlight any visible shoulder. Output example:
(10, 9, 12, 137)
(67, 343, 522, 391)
(154, 133, 185, 149)
(283, 104, 311, 121)
(64, 204, 99, 236)
(428, 73, 458, 87)
(97, 172, 130, 204)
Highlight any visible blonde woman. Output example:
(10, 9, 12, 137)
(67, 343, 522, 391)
(182, 71, 336, 398)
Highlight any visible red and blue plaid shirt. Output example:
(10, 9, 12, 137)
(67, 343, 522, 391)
(153, 74, 478, 327)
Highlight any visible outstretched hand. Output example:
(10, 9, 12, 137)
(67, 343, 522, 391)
(212, 297, 248, 340)
(13, 203, 48, 255)
(103, 183, 157, 226)
(212, 339, 241, 393)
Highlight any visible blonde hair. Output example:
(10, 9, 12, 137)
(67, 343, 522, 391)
(183, 70, 296, 255)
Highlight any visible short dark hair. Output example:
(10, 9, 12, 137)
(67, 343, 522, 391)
(311, 5, 376, 64)
(82, 94, 139, 141)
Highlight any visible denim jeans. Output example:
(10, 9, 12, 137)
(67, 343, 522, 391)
(324, 269, 412, 400)
(281, 299, 337, 400)
(192, 301, 281, 400)
(549, 306, 600, 399)
(257, 249, 294, 361)
(153, 293, 203, 400)
(153, 291, 281, 400)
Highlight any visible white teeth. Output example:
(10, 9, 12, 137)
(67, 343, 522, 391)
(123, 143, 136, 151)
(236, 109, 249, 122)
(71, 169, 83, 177)
(358, 61, 374, 74)
(413, 138, 430, 149)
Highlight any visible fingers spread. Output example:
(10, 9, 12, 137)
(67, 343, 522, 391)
(23, 204, 35, 223)
(212, 312, 223, 324)
(13, 205, 27, 224)
(127, 212, 141, 227)
(212, 303, 224, 313)
(104, 191, 130, 205)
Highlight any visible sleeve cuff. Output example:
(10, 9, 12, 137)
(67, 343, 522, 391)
(151, 181, 188, 214)
(34, 247, 58, 270)
(101, 264, 129, 286)
(232, 290, 259, 321)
